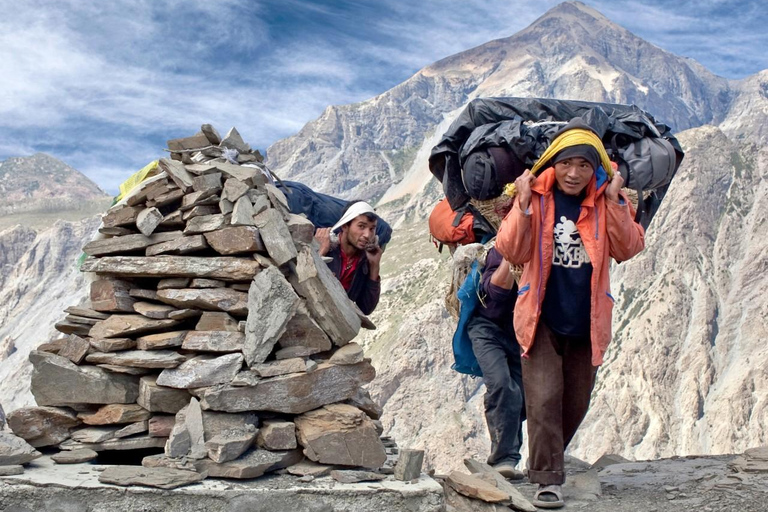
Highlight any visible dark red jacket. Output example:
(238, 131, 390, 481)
(326, 246, 381, 315)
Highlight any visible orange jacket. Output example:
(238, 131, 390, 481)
(496, 166, 645, 366)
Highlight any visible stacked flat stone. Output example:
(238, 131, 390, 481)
(6, 125, 388, 483)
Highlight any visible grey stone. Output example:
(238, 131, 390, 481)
(0, 465, 24, 475)
(78, 404, 151, 425)
(197, 361, 374, 414)
(81, 255, 261, 281)
(97, 364, 152, 375)
(286, 214, 315, 243)
(219, 197, 234, 214)
(85, 350, 187, 369)
(51, 448, 98, 464)
(90, 279, 136, 313)
(166, 398, 206, 459)
(182, 204, 218, 221)
(201, 411, 259, 442)
(159, 157, 195, 193)
(253, 208, 297, 266)
(265, 184, 291, 217)
(220, 127, 251, 153)
(159, 209, 185, 228)
(331, 469, 388, 483)
(462, 460, 536, 511)
(446, 471, 510, 503)
(231, 370, 261, 387)
(201, 124, 221, 145)
(156, 288, 248, 315)
(61, 434, 167, 452)
(289, 246, 361, 346)
(244, 266, 300, 366)
(394, 449, 425, 481)
(562, 469, 602, 501)
(256, 420, 296, 450)
(133, 301, 177, 319)
(89, 337, 136, 352)
(591, 453, 631, 472)
(83, 231, 180, 256)
(149, 416, 176, 438)
(158, 277, 192, 289)
(156, 354, 244, 389)
(114, 420, 148, 438)
(142, 454, 197, 471)
(190, 278, 226, 288)
(102, 205, 141, 228)
(251, 358, 307, 378)
(64, 307, 110, 320)
(147, 189, 184, 208)
(58, 334, 91, 364)
(136, 331, 188, 350)
(145, 235, 209, 256)
(88, 315, 180, 339)
(275, 346, 323, 359)
(205, 226, 265, 255)
(344, 387, 382, 420)
(214, 161, 264, 184)
(182, 331, 245, 352)
(184, 213, 227, 235)
(192, 172, 222, 193)
(286, 459, 333, 477)
(30, 352, 139, 406)
(99, 465, 204, 489)
(295, 404, 387, 469)
(205, 425, 258, 463)
(7, 406, 80, 448)
(0, 431, 42, 465)
(329, 342, 364, 365)
(136, 207, 164, 236)
(196, 312, 239, 331)
(250, 193, 271, 216)
(130, 288, 158, 300)
(194, 447, 302, 479)
(277, 301, 333, 352)
(231, 196, 255, 226)
(71, 426, 119, 443)
(54, 320, 92, 336)
(222, 178, 249, 202)
(168, 309, 203, 321)
(137, 376, 192, 413)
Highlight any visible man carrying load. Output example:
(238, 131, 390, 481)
(496, 118, 645, 508)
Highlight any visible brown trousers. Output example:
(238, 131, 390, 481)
(522, 322, 598, 485)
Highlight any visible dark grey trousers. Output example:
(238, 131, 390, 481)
(468, 314, 525, 466)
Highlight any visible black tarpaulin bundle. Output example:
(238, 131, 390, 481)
(428, 97, 684, 230)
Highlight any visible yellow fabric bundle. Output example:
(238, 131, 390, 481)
(503, 128, 612, 197)
(115, 160, 160, 203)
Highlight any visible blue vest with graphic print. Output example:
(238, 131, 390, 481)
(541, 187, 592, 337)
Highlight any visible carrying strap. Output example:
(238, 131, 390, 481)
(479, 152, 494, 200)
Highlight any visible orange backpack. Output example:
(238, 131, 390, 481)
(429, 199, 476, 246)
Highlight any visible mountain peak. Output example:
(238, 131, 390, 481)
(0, 153, 109, 219)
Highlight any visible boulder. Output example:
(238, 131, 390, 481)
(6, 406, 80, 448)
(294, 404, 387, 469)
(156, 354, 244, 389)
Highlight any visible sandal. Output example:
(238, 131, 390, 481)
(532, 484, 565, 509)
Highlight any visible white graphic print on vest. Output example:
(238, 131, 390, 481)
(552, 216, 590, 268)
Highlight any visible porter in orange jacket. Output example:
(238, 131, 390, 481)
(496, 165, 645, 366)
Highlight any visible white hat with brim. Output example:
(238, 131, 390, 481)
(331, 201, 377, 233)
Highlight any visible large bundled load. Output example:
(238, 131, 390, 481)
(428, 97, 685, 248)
(2, 125, 397, 486)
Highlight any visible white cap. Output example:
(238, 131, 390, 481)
(331, 201, 377, 232)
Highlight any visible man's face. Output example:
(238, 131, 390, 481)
(554, 156, 594, 196)
(341, 214, 377, 250)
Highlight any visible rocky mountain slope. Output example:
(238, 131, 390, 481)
(266, 1, 766, 210)
(0, 218, 98, 411)
(0, 153, 111, 231)
(572, 126, 768, 462)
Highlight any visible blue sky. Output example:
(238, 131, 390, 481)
(0, 0, 765, 194)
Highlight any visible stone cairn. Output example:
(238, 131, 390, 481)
(1, 125, 416, 487)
